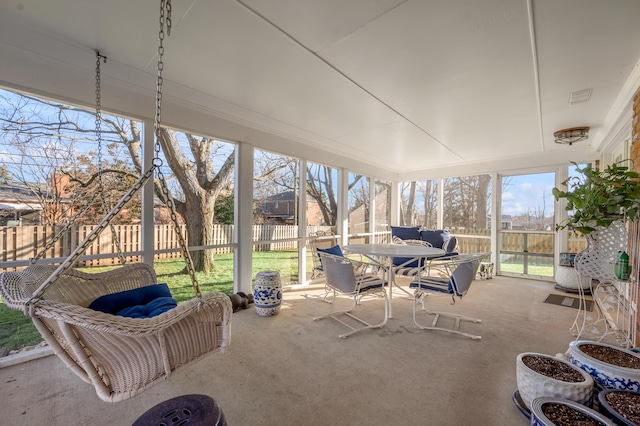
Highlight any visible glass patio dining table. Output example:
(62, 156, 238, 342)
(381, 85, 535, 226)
(343, 243, 445, 318)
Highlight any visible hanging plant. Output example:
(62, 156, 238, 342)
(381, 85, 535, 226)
(552, 161, 640, 235)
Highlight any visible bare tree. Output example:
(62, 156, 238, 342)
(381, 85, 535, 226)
(443, 175, 491, 231)
(0, 92, 88, 225)
(422, 179, 438, 229)
(306, 164, 337, 226)
(158, 129, 234, 272)
(0, 89, 235, 273)
(400, 181, 416, 226)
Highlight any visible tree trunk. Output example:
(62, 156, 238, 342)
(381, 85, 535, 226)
(477, 175, 490, 230)
(178, 193, 216, 273)
(159, 128, 234, 274)
(404, 182, 416, 225)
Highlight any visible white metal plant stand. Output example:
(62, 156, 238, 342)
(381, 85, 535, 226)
(572, 221, 637, 348)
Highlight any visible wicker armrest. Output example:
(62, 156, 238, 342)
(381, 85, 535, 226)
(34, 290, 232, 337)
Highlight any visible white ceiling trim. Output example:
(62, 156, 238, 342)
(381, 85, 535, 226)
(526, 0, 545, 152)
(592, 57, 640, 152)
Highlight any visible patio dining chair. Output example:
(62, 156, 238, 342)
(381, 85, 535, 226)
(409, 253, 488, 340)
(305, 232, 341, 303)
(314, 252, 389, 338)
(309, 231, 340, 280)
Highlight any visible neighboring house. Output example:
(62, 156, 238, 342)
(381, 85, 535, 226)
(256, 191, 324, 225)
(0, 180, 77, 226)
(0, 184, 44, 226)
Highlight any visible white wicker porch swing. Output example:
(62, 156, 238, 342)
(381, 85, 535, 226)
(0, 0, 232, 403)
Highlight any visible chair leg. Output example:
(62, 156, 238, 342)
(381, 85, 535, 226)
(412, 293, 482, 340)
(314, 292, 388, 338)
(303, 284, 336, 304)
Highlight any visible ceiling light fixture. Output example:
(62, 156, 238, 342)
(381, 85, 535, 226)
(554, 126, 590, 145)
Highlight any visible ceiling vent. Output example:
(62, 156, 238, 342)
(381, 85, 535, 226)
(568, 88, 592, 106)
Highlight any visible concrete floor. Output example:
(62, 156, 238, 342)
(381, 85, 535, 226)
(0, 276, 585, 425)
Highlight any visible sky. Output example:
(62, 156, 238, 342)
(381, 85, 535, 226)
(501, 172, 556, 218)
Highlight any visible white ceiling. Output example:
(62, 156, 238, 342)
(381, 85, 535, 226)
(1, 0, 640, 180)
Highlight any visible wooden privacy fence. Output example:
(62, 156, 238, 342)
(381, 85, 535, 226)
(0, 224, 333, 267)
(2, 225, 576, 268)
(499, 230, 586, 256)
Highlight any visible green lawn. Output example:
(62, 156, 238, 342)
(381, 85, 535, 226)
(500, 262, 554, 277)
(0, 303, 42, 353)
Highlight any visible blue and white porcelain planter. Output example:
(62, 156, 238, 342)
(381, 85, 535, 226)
(253, 271, 282, 317)
(568, 340, 640, 393)
(516, 352, 594, 410)
(598, 389, 640, 426)
(530, 397, 615, 426)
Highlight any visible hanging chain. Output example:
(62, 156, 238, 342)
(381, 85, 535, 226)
(95, 51, 127, 266)
(95, 51, 106, 175)
(155, 0, 202, 299)
(29, 168, 157, 303)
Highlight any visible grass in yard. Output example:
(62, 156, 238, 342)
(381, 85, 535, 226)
(252, 250, 301, 283)
(0, 303, 42, 353)
(500, 262, 554, 277)
(152, 255, 235, 303)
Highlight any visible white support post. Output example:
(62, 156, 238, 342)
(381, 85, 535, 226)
(369, 176, 375, 243)
(235, 142, 254, 294)
(490, 172, 499, 266)
(299, 159, 308, 284)
(555, 165, 569, 268)
(437, 177, 444, 228)
(390, 179, 399, 233)
(338, 168, 348, 246)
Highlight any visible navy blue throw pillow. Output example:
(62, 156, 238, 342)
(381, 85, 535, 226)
(391, 226, 421, 241)
(88, 283, 177, 319)
(420, 229, 450, 249)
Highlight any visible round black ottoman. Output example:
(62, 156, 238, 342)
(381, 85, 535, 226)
(132, 394, 227, 426)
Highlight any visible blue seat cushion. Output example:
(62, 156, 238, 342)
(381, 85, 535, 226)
(409, 261, 475, 297)
(358, 274, 387, 292)
(88, 283, 177, 319)
(409, 277, 452, 294)
(392, 255, 424, 268)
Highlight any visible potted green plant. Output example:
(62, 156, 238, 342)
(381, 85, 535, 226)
(552, 161, 640, 235)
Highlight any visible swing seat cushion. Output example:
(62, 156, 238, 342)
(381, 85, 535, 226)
(88, 283, 177, 319)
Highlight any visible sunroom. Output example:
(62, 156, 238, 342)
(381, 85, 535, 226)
(1, 1, 640, 425)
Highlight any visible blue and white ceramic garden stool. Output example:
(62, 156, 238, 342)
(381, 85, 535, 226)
(254, 271, 282, 316)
